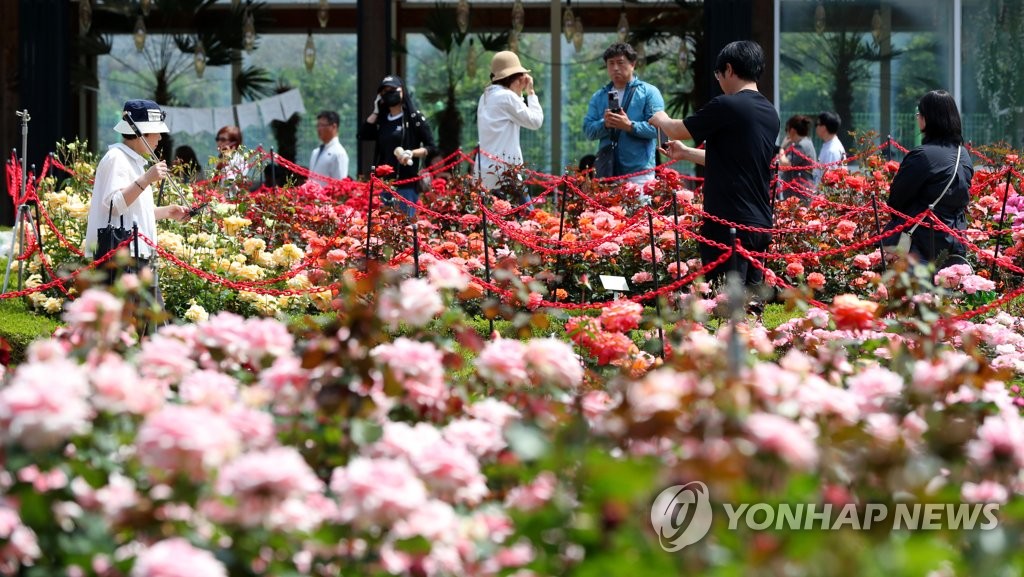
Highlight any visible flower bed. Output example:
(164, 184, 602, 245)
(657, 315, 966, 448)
(1, 139, 1024, 574)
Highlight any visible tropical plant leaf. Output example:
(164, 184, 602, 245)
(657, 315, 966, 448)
(236, 65, 275, 101)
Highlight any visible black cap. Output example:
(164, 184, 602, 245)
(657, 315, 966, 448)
(378, 75, 404, 91)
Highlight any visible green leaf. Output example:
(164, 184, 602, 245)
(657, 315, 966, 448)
(350, 419, 383, 447)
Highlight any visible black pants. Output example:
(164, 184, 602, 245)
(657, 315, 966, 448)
(698, 220, 772, 288)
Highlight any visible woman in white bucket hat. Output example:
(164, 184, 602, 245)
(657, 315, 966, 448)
(475, 51, 544, 196)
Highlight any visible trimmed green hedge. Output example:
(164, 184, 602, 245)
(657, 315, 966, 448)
(0, 295, 60, 365)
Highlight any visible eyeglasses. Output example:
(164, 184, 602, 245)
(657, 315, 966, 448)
(914, 111, 922, 118)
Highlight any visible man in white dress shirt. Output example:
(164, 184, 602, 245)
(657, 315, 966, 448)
(309, 110, 349, 182)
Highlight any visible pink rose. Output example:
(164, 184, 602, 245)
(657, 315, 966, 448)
(131, 538, 226, 577)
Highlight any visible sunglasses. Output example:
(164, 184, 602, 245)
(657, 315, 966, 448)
(216, 136, 234, 143)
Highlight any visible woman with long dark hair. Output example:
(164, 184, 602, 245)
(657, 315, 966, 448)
(883, 90, 974, 266)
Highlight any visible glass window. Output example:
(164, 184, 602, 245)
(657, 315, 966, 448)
(961, 0, 1024, 147)
(778, 0, 953, 156)
(98, 32, 358, 178)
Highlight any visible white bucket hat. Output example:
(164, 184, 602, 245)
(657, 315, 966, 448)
(113, 99, 169, 135)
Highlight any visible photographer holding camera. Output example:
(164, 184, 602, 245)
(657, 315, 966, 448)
(359, 75, 437, 218)
(583, 42, 665, 183)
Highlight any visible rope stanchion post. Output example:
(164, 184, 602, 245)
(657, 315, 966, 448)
(365, 171, 375, 271)
(991, 167, 1014, 280)
(729, 227, 738, 277)
(412, 222, 420, 278)
(885, 134, 892, 162)
(481, 203, 494, 334)
(670, 188, 682, 280)
(644, 206, 664, 357)
(871, 191, 887, 273)
(554, 176, 569, 301)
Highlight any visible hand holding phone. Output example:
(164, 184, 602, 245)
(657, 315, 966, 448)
(608, 90, 621, 113)
(187, 201, 209, 218)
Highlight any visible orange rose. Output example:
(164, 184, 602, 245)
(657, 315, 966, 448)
(830, 294, 879, 331)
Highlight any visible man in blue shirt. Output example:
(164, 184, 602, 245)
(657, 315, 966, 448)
(583, 42, 665, 184)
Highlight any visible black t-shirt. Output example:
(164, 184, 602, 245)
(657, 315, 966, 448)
(684, 90, 780, 228)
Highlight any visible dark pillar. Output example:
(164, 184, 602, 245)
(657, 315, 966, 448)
(357, 0, 392, 176)
(0, 1, 19, 225)
(19, 0, 73, 183)
(704, 0, 751, 99)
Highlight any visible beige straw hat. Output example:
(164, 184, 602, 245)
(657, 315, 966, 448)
(490, 51, 530, 82)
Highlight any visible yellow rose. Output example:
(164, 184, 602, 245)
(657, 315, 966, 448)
(184, 302, 209, 322)
(243, 237, 267, 256)
(222, 216, 252, 236)
(272, 243, 304, 267)
(43, 297, 64, 314)
(286, 274, 311, 291)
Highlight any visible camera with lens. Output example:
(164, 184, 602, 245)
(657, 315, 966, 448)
(607, 90, 621, 113)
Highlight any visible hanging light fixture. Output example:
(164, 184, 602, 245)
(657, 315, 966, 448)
(871, 9, 882, 43)
(140, 0, 151, 17)
(635, 42, 646, 71)
(511, 0, 525, 34)
(572, 15, 584, 52)
(133, 14, 147, 52)
(317, 0, 329, 28)
(194, 38, 207, 79)
(79, 0, 92, 35)
(677, 36, 690, 74)
(467, 38, 478, 77)
(617, 5, 629, 42)
(509, 30, 520, 54)
(814, 3, 825, 34)
(562, 1, 574, 43)
(304, 31, 316, 71)
(456, 0, 470, 34)
(243, 3, 256, 52)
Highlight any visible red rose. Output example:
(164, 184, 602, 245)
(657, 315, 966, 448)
(374, 164, 394, 177)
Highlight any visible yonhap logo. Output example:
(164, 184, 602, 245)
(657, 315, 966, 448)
(650, 482, 713, 551)
(650, 480, 1002, 552)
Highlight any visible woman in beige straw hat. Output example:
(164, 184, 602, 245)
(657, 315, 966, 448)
(475, 51, 544, 198)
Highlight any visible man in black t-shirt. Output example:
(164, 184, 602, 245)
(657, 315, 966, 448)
(650, 40, 780, 288)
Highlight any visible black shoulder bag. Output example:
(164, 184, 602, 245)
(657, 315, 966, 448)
(95, 200, 133, 260)
(595, 85, 635, 178)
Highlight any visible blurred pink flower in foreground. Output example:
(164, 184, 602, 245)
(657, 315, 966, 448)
(130, 538, 226, 577)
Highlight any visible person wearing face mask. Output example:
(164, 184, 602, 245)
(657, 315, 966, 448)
(476, 51, 544, 199)
(358, 75, 437, 218)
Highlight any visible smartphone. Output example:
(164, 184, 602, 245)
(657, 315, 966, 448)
(608, 90, 621, 113)
(187, 201, 209, 218)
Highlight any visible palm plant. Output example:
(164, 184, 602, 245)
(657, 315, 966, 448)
(77, 0, 276, 154)
(395, 2, 508, 157)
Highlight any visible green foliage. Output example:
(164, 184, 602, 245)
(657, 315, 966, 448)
(0, 297, 60, 365)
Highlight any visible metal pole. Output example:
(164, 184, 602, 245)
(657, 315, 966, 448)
(365, 171, 375, 270)
(671, 189, 682, 280)
(885, 134, 892, 162)
(554, 178, 568, 300)
(871, 192, 887, 273)
(646, 208, 664, 357)
(991, 167, 1014, 279)
(270, 147, 276, 187)
(729, 227, 738, 277)
(412, 222, 420, 278)
(481, 209, 494, 334)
